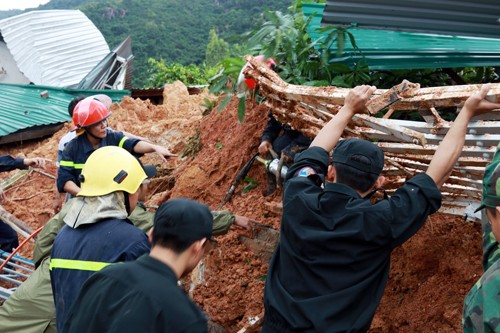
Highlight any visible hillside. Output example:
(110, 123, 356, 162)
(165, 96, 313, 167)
(0, 0, 291, 87)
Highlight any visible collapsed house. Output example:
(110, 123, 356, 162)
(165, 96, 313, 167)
(0, 10, 133, 144)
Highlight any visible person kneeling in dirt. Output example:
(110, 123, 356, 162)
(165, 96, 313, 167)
(56, 96, 176, 197)
(64, 198, 215, 333)
(462, 143, 500, 332)
(261, 84, 500, 332)
(0, 163, 255, 333)
(0, 155, 46, 252)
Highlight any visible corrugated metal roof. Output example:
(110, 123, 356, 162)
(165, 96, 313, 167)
(321, 0, 500, 39)
(0, 83, 129, 139)
(302, 3, 500, 70)
(0, 10, 110, 87)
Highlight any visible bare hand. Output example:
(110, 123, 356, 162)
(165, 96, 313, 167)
(0, 189, 5, 205)
(258, 141, 272, 155)
(24, 157, 48, 169)
(154, 145, 177, 163)
(234, 215, 257, 231)
(463, 84, 500, 117)
(344, 85, 377, 115)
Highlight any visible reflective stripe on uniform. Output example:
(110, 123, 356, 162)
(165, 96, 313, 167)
(49, 258, 112, 272)
(59, 161, 85, 169)
(118, 136, 129, 148)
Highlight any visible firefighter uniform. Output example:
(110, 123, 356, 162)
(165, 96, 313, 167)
(56, 129, 139, 192)
(262, 146, 442, 332)
(50, 217, 150, 332)
(63, 255, 208, 333)
(0, 201, 238, 333)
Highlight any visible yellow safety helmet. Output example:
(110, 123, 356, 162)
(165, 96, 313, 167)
(78, 146, 147, 197)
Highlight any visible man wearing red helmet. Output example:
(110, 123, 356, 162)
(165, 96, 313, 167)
(57, 96, 176, 196)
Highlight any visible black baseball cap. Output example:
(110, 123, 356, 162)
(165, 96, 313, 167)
(153, 198, 214, 244)
(332, 138, 384, 175)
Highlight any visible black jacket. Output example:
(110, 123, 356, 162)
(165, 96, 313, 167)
(63, 255, 208, 333)
(263, 146, 442, 332)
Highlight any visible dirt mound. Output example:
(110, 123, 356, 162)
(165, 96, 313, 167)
(0, 81, 484, 332)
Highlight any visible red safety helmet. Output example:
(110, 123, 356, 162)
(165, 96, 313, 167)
(71, 97, 111, 131)
(243, 55, 277, 90)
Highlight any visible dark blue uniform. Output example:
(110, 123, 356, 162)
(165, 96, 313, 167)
(0, 155, 27, 252)
(63, 255, 208, 333)
(262, 112, 312, 159)
(56, 129, 140, 192)
(50, 218, 150, 332)
(262, 147, 442, 332)
(0, 155, 26, 172)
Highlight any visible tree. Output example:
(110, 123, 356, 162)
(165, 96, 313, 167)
(205, 29, 230, 67)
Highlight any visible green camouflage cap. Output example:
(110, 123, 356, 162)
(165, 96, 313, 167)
(475, 143, 500, 212)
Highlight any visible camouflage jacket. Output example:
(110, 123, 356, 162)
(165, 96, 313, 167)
(462, 213, 500, 332)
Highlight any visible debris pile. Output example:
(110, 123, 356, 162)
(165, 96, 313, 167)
(0, 80, 488, 332)
(244, 55, 500, 220)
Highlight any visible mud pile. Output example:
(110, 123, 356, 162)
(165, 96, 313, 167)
(0, 81, 484, 332)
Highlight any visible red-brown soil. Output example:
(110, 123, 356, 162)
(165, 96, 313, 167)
(0, 82, 483, 332)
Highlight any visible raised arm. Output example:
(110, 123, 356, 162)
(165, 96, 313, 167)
(310, 85, 376, 152)
(426, 84, 500, 188)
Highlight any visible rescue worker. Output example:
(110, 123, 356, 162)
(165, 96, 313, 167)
(0, 155, 46, 252)
(239, 55, 312, 195)
(261, 84, 500, 332)
(0, 163, 255, 333)
(63, 198, 215, 333)
(56, 96, 176, 196)
(50, 146, 151, 331)
(53, 95, 152, 212)
(258, 112, 312, 195)
(462, 143, 500, 332)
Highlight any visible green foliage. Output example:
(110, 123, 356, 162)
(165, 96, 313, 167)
(0, 0, 291, 87)
(205, 30, 230, 68)
(202, 97, 217, 116)
(242, 177, 258, 193)
(147, 58, 212, 87)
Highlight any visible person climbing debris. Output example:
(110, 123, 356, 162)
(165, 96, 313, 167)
(261, 84, 500, 332)
(462, 142, 500, 332)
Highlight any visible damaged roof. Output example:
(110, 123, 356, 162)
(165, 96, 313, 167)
(302, 3, 500, 70)
(0, 10, 110, 87)
(0, 84, 129, 144)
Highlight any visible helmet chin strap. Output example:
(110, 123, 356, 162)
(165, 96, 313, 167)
(124, 192, 131, 215)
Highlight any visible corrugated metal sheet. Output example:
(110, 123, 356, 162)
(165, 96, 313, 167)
(322, 0, 500, 39)
(0, 10, 110, 87)
(302, 3, 500, 70)
(0, 83, 129, 139)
